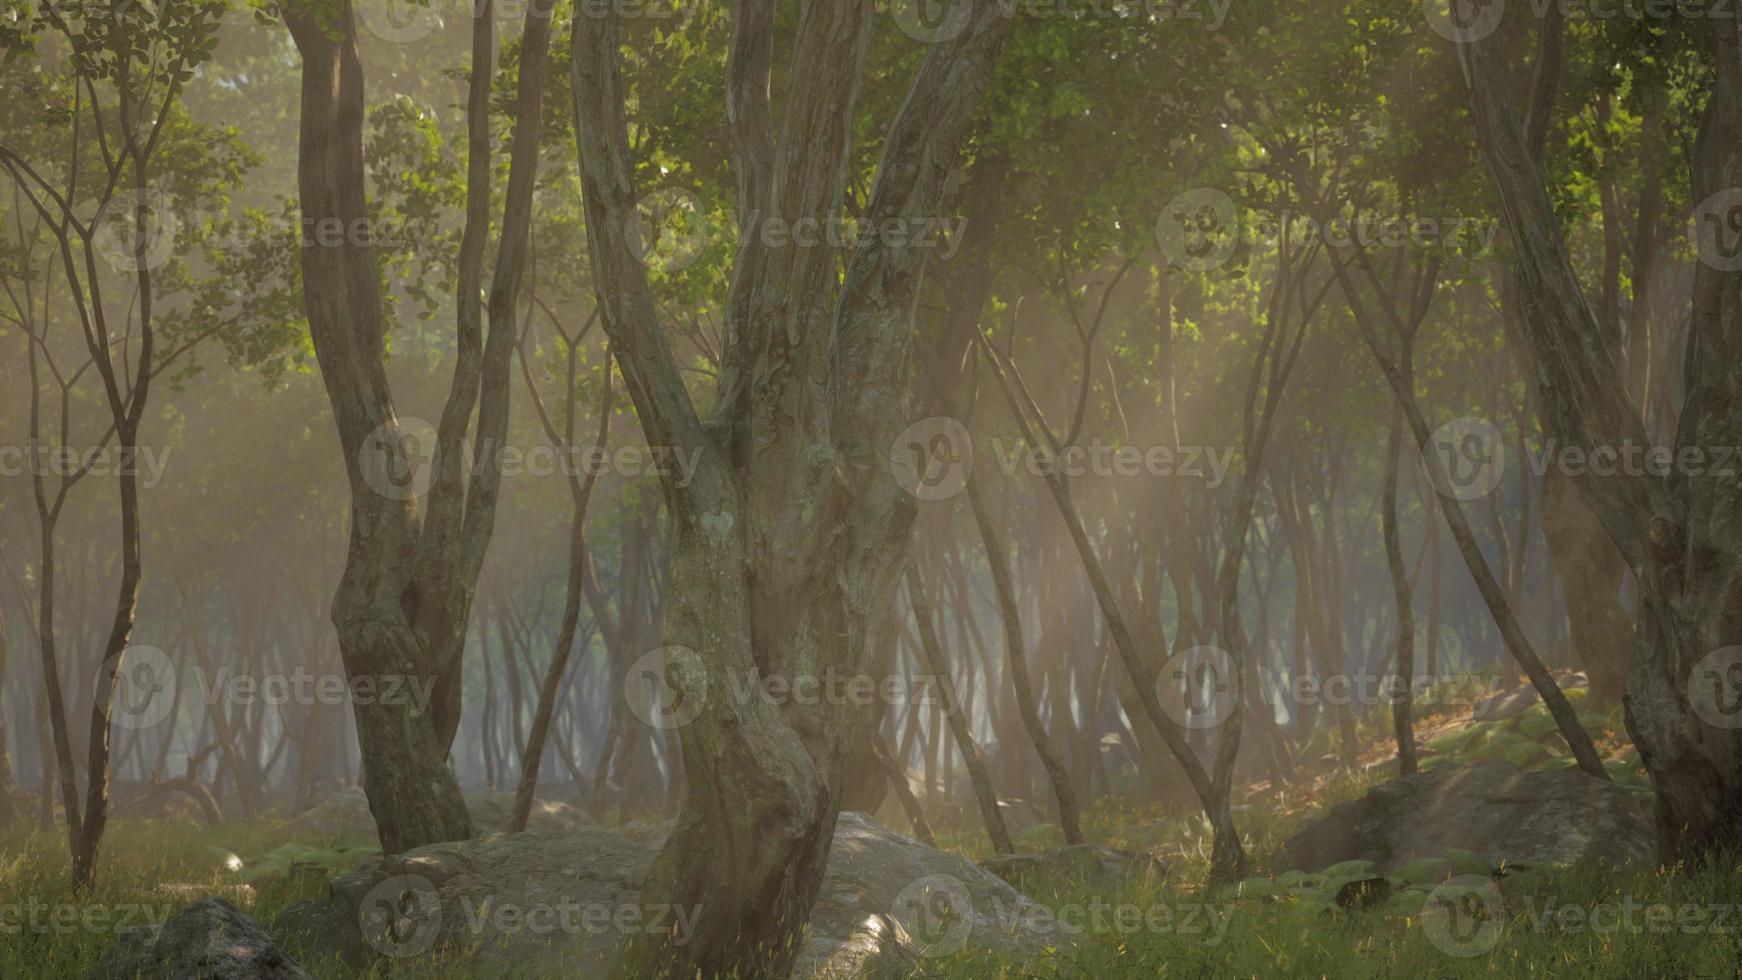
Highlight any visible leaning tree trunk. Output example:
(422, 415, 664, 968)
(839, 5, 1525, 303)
(966, 474, 1086, 845)
(872, 737, 936, 846)
(1458, 12, 1742, 862)
(906, 563, 1014, 854)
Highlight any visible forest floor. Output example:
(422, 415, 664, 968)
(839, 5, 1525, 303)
(1, 680, 1736, 978)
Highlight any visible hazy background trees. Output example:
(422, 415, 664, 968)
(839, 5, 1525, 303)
(0, 0, 1730, 945)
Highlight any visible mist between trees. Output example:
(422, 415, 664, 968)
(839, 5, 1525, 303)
(1, 1, 1740, 978)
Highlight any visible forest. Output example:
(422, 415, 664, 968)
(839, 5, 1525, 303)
(0, 0, 1739, 977)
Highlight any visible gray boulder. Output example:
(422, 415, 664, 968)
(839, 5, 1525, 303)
(278, 787, 376, 843)
(465, 791, 597, 835)
(1275, 761, 1653, 875)
(980, 843, 1168, 895)
(277, 811, 1052, 978)
(90, 896, 311, 980)
(277, 787, 595, 844)
(1472, 671, 1588, 722)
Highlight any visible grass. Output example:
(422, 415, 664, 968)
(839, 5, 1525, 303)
(921, 854, 1742, 978)
(0, 682, 1726, 979)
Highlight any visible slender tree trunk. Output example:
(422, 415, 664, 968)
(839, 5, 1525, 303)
(872, 738, 936, 847)
(1328, 248, 1608, 779)
(0, 614, 18, 832)
(1382, 405, 1418, 774)
(978, 337, 1245, 878)
(905, 564, 1013, 854)
(966, 474, 1085, 844)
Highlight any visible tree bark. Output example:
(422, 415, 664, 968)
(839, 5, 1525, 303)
(284, 1, 475, 853)
(1457, 13, 1742, 860)
(571, 2, 1012, 973)
(1540, 466, 1632, 702)
(1382, 404, 1418, 774)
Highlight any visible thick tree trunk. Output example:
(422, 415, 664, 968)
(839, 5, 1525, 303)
(1540, 454, 1632, 702)
(285, 3, 473, 853)
(571, 1, 1011, 973)
(1458, 13, 1742, 862)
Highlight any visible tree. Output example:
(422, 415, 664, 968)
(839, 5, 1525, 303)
(569, 2, 1011, 973)
(0, 0, 290, 888)
(1457, 11, 1742, 860)
(279, 0, 555, 853)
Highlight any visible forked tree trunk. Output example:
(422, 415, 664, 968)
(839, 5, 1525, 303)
(1330, 246, 1607, 779)
(285, 0, 557, 850)
(285, 2, 483, 853)
(977, 335, 1248, 881)
(571, 3, 1012, 974)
